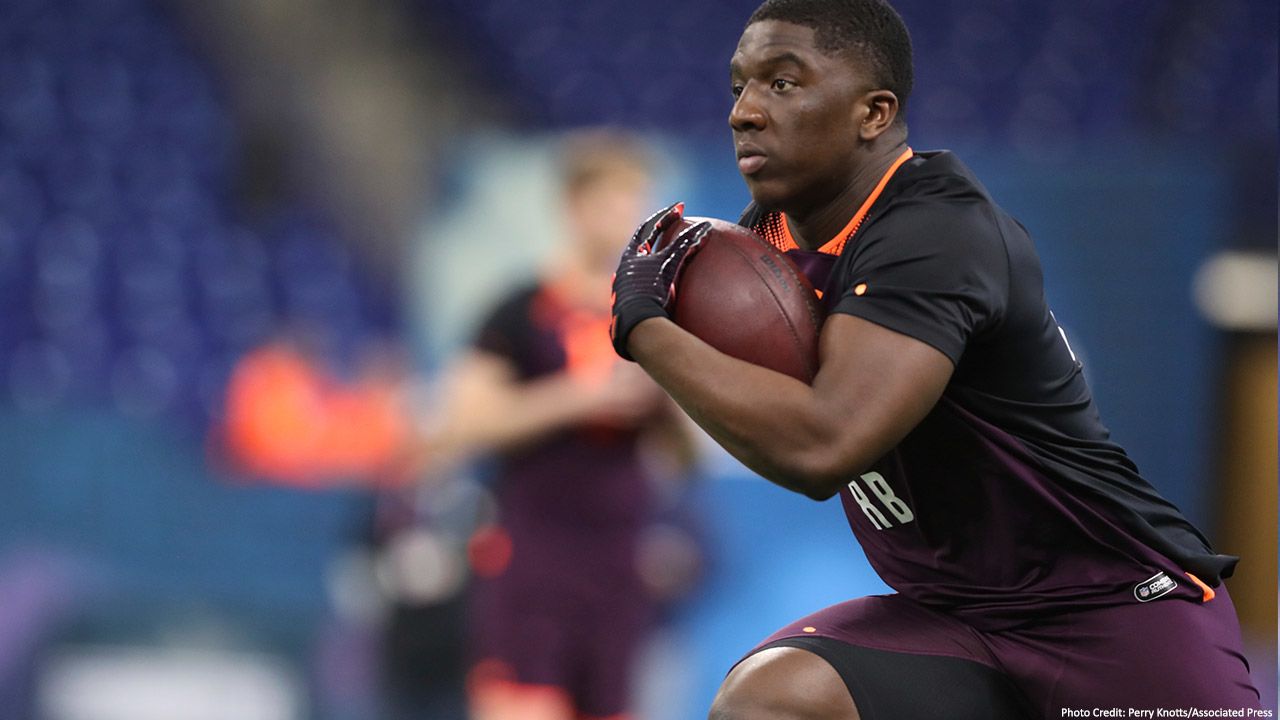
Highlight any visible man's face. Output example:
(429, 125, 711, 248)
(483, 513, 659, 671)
(566, 170, 651, 271)
(729, 21, 869, 214)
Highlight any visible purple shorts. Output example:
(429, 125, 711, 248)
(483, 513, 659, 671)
(467, 572, 651, 718)
(747, 587, 1260, 716)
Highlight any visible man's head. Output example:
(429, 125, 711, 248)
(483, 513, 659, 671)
(730, 0, 913, 214)
(748, 0, 913, 119)
(559, 130, 653, 272)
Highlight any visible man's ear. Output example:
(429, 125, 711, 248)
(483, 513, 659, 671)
(858, 90, 900, 141)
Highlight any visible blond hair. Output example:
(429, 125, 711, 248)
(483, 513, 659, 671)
(559, 129, 653, 200)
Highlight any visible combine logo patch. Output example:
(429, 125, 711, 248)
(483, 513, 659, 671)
(1133, 571, 1177, 602)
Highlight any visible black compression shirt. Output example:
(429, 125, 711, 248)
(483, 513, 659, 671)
(739, 150, 1235, 629)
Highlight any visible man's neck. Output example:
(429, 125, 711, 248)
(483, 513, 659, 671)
(787, 139, 907, 251)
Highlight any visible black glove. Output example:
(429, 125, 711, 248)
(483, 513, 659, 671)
(610, 202, 711, 360)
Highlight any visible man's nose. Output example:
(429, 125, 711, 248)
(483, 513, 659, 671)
(729, 85, 766, 132)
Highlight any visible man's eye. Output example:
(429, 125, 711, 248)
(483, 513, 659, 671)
(771, 78, 794, 91)
(730, 84, 744, 99)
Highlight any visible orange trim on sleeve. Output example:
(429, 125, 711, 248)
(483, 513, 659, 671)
(1184, 572, 1216, 603)
(780, 146, 914, 255)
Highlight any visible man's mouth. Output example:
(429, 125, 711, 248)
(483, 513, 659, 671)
(736, 146, 767, 175)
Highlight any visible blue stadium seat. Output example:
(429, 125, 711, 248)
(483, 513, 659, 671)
(407, 0, 1274, 142)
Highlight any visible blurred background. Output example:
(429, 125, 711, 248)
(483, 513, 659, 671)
(0, 0, 1274, 717)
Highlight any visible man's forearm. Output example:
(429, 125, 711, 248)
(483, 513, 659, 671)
(627, 317, 849, 499)
(437, 373, 599, 458)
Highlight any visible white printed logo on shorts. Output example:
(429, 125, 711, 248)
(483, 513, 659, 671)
(1132, 571, 1177, 602)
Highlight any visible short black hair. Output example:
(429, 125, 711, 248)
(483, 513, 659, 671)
(747, 0, 914, 117)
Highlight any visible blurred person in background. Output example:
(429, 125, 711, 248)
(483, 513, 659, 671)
(220, 331, 413, 487)
(419, 130, 701, 720)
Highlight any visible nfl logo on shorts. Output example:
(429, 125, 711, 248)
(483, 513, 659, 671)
(1133, 571, 1177, 602)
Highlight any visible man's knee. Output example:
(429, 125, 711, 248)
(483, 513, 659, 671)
(708, 646, 859, 720)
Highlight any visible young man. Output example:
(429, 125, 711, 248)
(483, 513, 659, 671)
(432, 131, 695, 720)
(608, 0, 1261, 717)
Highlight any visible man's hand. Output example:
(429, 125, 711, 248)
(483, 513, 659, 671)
(610, 202, 711, 360)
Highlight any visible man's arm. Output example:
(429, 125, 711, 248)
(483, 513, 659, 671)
(426, 350, 663, 466)
(626, 312, 953, 500)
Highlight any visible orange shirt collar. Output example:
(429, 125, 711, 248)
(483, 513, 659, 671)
(781, 146, 914, 255)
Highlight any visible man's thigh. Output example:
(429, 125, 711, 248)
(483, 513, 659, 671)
(986, 588, 1260, 713)
(724, 595, 1031, 720)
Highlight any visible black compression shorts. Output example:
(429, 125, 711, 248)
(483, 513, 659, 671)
(757, 636, 1030, 719)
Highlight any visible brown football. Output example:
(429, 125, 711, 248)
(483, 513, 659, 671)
(668, 217, 822, 382)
